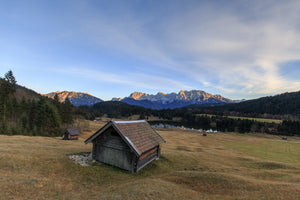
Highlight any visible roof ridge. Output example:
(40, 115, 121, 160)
(113, 120, 146, 124)
(85, 120, 166, 156)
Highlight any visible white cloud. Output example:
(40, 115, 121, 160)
(127, 72, 192, 91)
(156, 0, 300, 98)
(26, 0, 300, 99)
(52, 66, 192, 92)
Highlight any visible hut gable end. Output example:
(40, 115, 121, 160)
(94, 127, 130, 152)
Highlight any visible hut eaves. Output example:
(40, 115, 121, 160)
(66, 128, 80, 136)
(84, 120, 165, 156)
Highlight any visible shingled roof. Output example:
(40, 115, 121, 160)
(66, 128, 80, 136)
(84, 120, 165, 156)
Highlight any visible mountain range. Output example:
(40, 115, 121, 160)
(10, 83, 300, 116)
(44, 91, 103, 106)
(43, 90, 234, 109)
(112, 90, 235, 109)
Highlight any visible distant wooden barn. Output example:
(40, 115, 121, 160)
(84, 120, 166, 172)
(62, 128, 80, 140)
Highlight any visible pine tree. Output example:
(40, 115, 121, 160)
(33, 97, 62, 136)
(0, 70, 17, 134)
(5, 70, 17, 92)
(61, 98, 73, 124)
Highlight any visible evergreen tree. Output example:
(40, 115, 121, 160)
(61, 97, 73, 124)
(0, 70, 17, 134)
(4, 70, 17, 92)
(0, 70, 76, 136)
(33, 97, 62, 136)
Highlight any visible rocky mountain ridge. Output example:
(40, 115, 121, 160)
(44, 91, 103, 106)
(44, 90, 234, 109)
(113, 90, 235, 109)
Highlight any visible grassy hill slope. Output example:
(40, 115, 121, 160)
(1, 121, 300, 199)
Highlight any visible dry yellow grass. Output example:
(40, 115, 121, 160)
(226, 116, 282, 124)
(1, 120, 300, 199)
(196, 114, 283, 124)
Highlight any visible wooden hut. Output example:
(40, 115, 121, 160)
(62, 128, 80, 140)
(84, 120, 166, 172)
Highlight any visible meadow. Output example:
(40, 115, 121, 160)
(1, 120, 300, 199)
(196, 114, 282, 124)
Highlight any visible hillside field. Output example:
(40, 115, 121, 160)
(1, 121, 300, 200)
(196, 114, 283, 124)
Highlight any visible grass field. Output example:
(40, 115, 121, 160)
(226, 116, 282, 124)
(197, 114, 282, 124)
(1, 120, 299, 199)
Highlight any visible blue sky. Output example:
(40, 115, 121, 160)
(1, 0, 300, 100)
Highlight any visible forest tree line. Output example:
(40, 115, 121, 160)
(1, 70, 299, 137)
(0, 71, 73, 136)
(79, 101, 300, 136)
(188, 91, 300, 120)
(179, 113, 300, 136)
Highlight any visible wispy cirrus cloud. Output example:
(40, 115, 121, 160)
(156, 0, 300, 98)
(71, 0, 300, 98)
(52, 66, 192, 92)
(2, 0, 300, 99)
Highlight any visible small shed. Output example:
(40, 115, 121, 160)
(84, 120, 166, 172)
(62, 128, 80, 140)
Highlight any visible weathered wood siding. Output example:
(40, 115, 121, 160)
(62, 132, 79, 140)
(92, 127, 135, 172)
(136, 146, 159, 172)
(90, 124, 163, 172)
(70, 135, 78, 140)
